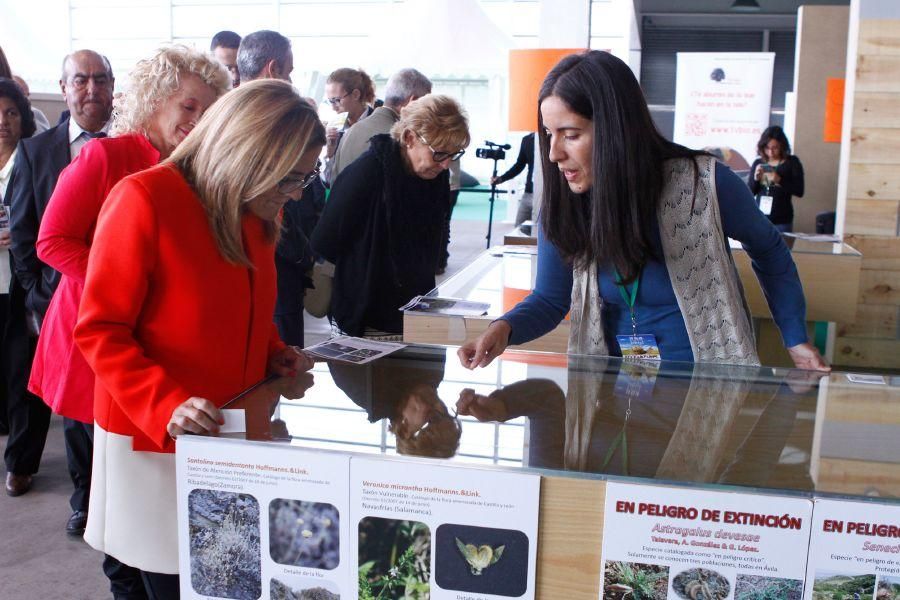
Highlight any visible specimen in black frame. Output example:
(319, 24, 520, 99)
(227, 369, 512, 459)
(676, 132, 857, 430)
(435, 523, 529, 597)
(269, 499, 340, 569)
(189, 489, 261, 599)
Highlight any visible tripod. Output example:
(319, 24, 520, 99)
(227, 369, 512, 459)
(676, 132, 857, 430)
(485, 156, 502, 249)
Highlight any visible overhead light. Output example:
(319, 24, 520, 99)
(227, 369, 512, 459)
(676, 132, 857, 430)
(731, 0, 761, 11)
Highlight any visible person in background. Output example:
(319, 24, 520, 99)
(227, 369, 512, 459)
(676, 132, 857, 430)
(459, 51, 828, 372)
(31, 45, 226, 573)
(0, 47, 50, 135)
(236, 30, 293, 83)
(6, 50, 113, 503)
(210, 30, 241, 89)
(10, 76, 50, 133)
(491, 131, 535, 228)
(330, 67, 432, 183)
(322, 67, 375, 185)
(74, 79, 321, 598)
(748, 126, 804, 233)
(312, 94, 469, 339)
(0, 78, 37, 440)
(238, 37, 313, 346)
(0, 46, 10, 80)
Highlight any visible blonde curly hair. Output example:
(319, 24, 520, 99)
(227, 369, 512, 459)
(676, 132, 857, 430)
(111, 45, 229, 137)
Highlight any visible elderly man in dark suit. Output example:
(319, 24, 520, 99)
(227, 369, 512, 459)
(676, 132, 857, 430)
(5, 50, 112, 513)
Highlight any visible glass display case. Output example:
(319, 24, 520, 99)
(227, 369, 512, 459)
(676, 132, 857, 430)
(224, 344, 899, 500)
(191, 344, 899, 599)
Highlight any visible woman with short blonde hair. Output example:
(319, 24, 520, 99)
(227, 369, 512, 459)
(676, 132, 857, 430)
(110, 44, 228, 139)
(75, 79, 323, 595)
(390, 93, 471, 155)
(312, 93, 470, 338)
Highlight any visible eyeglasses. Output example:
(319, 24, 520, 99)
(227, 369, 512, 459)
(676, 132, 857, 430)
(326, 92, 351, 107)
(418, 134, 465, 162)
(277, 160, 321, 195)
(409, 407, 461, 440)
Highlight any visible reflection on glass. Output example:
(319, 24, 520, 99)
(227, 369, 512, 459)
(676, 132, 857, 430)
(222, 345, 899, 500)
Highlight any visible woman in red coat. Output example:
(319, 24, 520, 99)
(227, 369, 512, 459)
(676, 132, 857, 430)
(74, 79, 324, 597)
(30, 47, 229, 549)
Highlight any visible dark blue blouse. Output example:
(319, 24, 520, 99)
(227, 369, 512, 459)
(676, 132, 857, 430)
(502, 162, 808, 362)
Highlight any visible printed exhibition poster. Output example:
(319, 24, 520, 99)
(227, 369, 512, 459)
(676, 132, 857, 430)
(351, 456, 541, 600)
(176, 435, 351, 600)
(803, 498, 900, 600)
(600, 481, 813, 600)
(673, 52, 775, 168)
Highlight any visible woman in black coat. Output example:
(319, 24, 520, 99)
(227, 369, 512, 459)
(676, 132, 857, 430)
(748, 125, 805, 232)
(312, 94, 470, 338)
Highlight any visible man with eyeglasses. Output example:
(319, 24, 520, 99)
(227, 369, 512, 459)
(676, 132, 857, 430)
(5, 50, 113, 529)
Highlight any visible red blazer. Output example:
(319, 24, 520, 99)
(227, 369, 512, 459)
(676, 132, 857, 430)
(75, 163, 285, 453)
(30, 134, 160, 423)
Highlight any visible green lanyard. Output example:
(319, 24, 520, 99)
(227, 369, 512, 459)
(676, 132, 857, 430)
(600, 397, 631, 475)
(614, 269, 641, 338)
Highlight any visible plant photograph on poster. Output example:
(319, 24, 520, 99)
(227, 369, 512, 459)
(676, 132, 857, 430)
(671, 568, 731, 600)
(269, 499, 341, 569)
(878, 575, 900, 600)
(270, 577, 341, 600)
(434, 523, 529, 597)
(602, 561, 669, 600)
(734, 574, 803, 600)
(188, 489, 261, 599)
(358, 517, 430, 600)
(811, 572, 876, 599)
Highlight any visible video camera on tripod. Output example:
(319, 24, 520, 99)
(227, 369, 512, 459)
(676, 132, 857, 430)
(475, 140, 510, 161)
(474, 140, 512, 248)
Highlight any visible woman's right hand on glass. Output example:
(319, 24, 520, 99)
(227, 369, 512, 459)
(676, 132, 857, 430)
(167, 396, 224, 438)
(457, 320, 511, 369)
(754, 164, 764, 181)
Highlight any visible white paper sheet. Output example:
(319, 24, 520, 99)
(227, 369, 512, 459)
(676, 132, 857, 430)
(304, 336, 405, 364)
(218, 409, 246, 433)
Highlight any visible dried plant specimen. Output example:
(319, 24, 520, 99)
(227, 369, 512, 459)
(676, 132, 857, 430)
(454, 538, 505, 576)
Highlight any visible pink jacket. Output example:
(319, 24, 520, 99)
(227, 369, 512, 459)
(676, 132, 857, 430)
(29, 134, 159, 422)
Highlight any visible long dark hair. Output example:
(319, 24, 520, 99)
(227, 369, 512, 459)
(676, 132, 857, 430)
(537, 51, 706, 283)
(0, 77, 36, 140)
(756, 125, 791, 159)
(0, 46, 11, 79)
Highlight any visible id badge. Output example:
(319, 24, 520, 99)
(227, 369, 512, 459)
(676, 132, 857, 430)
(616, 334, 661, 360)
(759, 195, 774, 215)
(614, 360, 660, 400)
